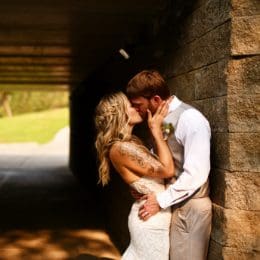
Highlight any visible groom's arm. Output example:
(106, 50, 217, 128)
(139, 109, 211, 220)
(156, 110, 211, 209)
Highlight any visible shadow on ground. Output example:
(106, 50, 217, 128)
(0, 130, 121, 259)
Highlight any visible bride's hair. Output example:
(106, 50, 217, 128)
(95, 91, 134, 186)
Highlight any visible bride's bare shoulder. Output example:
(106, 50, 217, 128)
(110, 141, 139, 158)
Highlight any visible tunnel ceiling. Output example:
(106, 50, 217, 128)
(0, 0, 166, 91)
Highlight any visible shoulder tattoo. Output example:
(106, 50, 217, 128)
(118, 143, 163, 176)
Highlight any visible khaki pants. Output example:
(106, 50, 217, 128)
(170, 197, 212, 260)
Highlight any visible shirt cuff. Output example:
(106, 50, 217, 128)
(156, 189, 190, 209)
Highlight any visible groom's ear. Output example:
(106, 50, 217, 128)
(150, 95, 162, 106)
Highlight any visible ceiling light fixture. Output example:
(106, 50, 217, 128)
(119, 48, 130, 59)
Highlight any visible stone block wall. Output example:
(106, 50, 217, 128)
(154, 0, 259, 259)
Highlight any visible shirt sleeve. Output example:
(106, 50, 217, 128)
(156, 109, 211, 209)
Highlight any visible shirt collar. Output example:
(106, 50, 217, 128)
(168, 95, 182, 113)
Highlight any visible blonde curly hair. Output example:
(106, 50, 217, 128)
(95, 91, 133, 186)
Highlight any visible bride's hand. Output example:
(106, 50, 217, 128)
(147, 100, 169, 139)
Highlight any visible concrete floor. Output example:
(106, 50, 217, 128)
(0, 128, 121, 260)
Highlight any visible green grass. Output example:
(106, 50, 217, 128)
(0, 108, 69, 144)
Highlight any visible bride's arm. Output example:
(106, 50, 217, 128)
(109, 141, 174, 182)
(147, 100, 175, 178)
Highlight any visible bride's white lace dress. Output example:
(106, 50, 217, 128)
(122, 176, 172, 260)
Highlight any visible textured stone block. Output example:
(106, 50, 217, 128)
(194, 59, 228, 99)
(211, 204, 260, 250)
(231, 16, 260, 56)
(210, 169, 260, 210)
(228, 94, 260, 132)
(211, 133, 259, 172)
(167, 59, 228, 100)
(210, 169, 226, 207)
(180, 0, 231, 43)
(229, 133, 260, 172)
(167, 74, 195, 101)
(165, 22, 230, 76)
(208, 239, 259, 260)
(211, 133, 230, 170)
(227, 56, 260, 95)
(231, 0, 260, 16)
(221, 247, 259, 260)
(195, 96, 228, 132)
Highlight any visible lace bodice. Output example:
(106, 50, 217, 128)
(129, 176, 166, 195)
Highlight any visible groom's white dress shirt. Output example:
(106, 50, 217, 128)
(157, 96, 211, 209)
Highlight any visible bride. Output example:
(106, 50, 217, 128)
(94, 91, 175, 260)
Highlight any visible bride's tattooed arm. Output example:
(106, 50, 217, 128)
(114, 142, 167, 178)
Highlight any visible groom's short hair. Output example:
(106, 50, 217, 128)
(126, 70, 170, 100)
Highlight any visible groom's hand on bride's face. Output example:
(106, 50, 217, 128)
(138, 193, 160, 221)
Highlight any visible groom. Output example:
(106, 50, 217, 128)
(126, 70, 212, 260)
